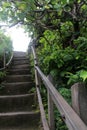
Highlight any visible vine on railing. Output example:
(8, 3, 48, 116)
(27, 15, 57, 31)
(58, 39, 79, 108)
(31, 45, 87, 130)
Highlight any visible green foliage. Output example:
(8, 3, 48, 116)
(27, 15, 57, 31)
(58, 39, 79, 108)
(1, 0, 87, 130)
(60, 21, 73, 38)
(0, 71, 6, 79)
(37, 37, 87, 87)
(0, 71, 6, 83)
(67, 70, 87, 85)
(28, 87, 36, 94)
(74, 37, 87, 51)
(59, 88, 71, 104)
(55, 109, 68, 130)
(54, 88, 71, 130)
(79, 70, 87, 81)
(0, 30, 13, 68)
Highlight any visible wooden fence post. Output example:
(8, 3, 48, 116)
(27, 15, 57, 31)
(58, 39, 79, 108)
(47, 74, 55, 130)
(71, 82, 87, 125)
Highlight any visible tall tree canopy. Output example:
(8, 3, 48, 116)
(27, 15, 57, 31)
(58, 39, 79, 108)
(0, 0, 87, 43)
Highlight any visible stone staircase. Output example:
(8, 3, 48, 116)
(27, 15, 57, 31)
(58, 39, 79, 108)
(0, 51, 41, 130)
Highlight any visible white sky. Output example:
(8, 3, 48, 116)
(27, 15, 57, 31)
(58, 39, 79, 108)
(6, 26, 31, 52)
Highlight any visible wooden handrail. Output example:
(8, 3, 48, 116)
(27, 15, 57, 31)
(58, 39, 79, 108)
(6, 52, 13, 67)
(31, 46, 37, 66)
(36, 87, 50, 130)
(0, 52, 13, 71)
(31, 45, 87, 130)
(31, 46, 50, 129)
(35, 66, 87, 130)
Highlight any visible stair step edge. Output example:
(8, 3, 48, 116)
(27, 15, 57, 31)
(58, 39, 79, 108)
(2, 82, 33, 85)
(7, 75, 31, 77)
(0, 93, 35, 98)
(0, 111, 40, 116)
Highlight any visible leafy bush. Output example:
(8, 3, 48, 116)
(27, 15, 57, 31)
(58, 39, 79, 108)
(0, 71, 6, 83)
(55, 88, 71, 130)
(67, 70, 87, 85)
(37, 34, 87, 87)
(0, 30, 13, 84)
(0, 30, 13, 68)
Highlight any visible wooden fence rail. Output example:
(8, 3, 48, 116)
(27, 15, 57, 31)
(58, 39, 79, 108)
(31, 45, 87, 130)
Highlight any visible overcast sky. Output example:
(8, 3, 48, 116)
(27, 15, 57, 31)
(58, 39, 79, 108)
(6, 26, 31, 52)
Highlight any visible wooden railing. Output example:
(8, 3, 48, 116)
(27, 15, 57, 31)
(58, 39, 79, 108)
(0, 51, 13, 71)
(31, 46, 87, 130)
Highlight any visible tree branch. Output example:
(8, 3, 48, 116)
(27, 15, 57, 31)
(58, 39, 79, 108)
(9, 20, 23, 28)
(34, 0, 43, 7)
(78, 0, 86, 10)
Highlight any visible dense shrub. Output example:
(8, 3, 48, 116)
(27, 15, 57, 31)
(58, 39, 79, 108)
(0, 30, 13, 68)
(0, 30, 13, 83)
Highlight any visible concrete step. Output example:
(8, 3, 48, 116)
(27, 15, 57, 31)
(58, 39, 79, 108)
(13, 57, 29, 61)
(13, 54, 26, 58)
(11, 64, 30, 69)
(0, 111, 40, 127)
(14, 51, 26, 53)
(13, 60, 29, 65)
(0, 126, 42, 130)
(6, 75, 32, 82)
(0, 51, 41, 129)
(14, 51, 26, 57)
(0, 93, 35, 112)
(0, 82, 34, 95)
(8, 69, 31, 75)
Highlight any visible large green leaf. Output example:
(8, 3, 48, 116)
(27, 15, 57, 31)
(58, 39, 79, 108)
(79, 70, 87, 81)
